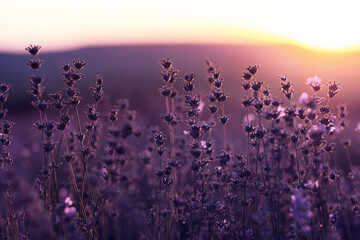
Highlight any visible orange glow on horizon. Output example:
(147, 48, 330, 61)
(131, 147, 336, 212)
(1, 0, 360, 53)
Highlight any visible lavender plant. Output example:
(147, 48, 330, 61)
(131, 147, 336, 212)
(0, 45, 360, 240)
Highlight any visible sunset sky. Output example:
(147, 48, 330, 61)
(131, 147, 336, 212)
(1, 0, 360, 53)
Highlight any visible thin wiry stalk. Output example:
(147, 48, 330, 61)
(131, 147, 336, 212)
(294, 142, 301, 181)
(61, 129, 94, 239)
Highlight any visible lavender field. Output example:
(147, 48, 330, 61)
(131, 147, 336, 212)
(1, 44, 360, 240)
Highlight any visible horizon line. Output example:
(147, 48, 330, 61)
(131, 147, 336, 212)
(2, 41, 360, 56)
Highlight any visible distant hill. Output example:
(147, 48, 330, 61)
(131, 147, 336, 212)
(1, 44, 360, 117)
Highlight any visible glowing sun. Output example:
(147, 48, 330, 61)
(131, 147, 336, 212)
(273, 1, 360, 51)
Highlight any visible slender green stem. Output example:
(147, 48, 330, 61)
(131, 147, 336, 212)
(294, 142, 301, 181)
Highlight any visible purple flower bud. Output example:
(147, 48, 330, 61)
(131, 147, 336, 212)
(25, 45, 41, 56)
